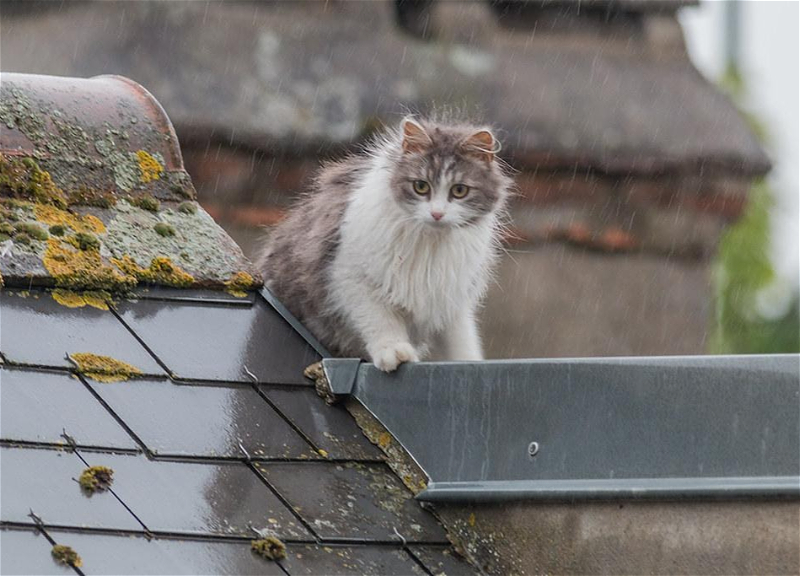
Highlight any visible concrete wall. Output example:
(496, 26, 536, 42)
(438, 500, 800, 575)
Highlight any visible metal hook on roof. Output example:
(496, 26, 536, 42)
(391, 526, 407, 547)
(60, 428, 78, 451)
(238, 441, 252, 463)
(243, 366, 259, 383)
(27, 509, 45, 528)
(247, 523, 271, 539)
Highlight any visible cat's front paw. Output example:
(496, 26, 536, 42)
(370, 341, 419, 372)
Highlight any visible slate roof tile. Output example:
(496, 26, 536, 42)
(262, 386, 384, 461)
(84, 378, 317, 459)
(0, 286, 467, 573)
(74, 451, 311, 539)
(113, 297, 319, 385)
(280, 543, 427, 575)
(0, 447, 143, 531)
(0, 291, 164, 376)
(0, 367, 138, 451)
(0, 528, 73, 576)
(10, 529, 286, 576)
(255, 462, 448, 544)
(410, 545, 479, 576)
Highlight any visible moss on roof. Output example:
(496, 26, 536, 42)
(78, 465, 114, 493)
(0, 75, 261, 291)
(251, 537, 287, 561)
(51, 545, 82, 568)
(69, 353, 142, 383)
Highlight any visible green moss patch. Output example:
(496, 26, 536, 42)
(78, 465, 114, 493)
(130, 194, 160, 212)
(251, 537, 286, 561)
(51, 545, 82, 568)
(153, 222, 175, 237)
(177, 201, 197, 215)
(68, 232, 101, 251)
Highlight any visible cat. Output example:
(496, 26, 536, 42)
(258, 116, 513, 372)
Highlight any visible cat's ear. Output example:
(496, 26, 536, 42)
(462, 129, 498, 163)
(401, 118, 432, 154)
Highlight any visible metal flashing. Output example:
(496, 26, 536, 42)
(420, 476, 800, 503)
(343, 354, 800, 502)
(322, 358, 362, 395)
(259, 287, 332, 358)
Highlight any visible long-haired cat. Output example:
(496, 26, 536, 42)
(258, 116, 512, 371)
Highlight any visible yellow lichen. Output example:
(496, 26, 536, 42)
(112, 255, 194, 288)
(317, 449, 329, 458)
(251, 537, 287, 561)
(78, 465, 114, 493)
(0, 154, 68, 209)
(52, 289, 110, 310)
(44, 238, 137, 292)
(378, 433, 392, 448)
(225, 271, 257, 297)
(34, 204, 106, 234)
(51, 545, 82, 568)
(82, 291, 111, 310)
(136, 150, 163, 183)
(69, 353, 142, 383)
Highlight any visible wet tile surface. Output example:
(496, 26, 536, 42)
(86, 378, 314, 458)
(281, 544, 425, 575)
(0, 528, 75, 576)
(78, 452, 312, 539)
(44, 530, 284, 576)
(0, 291, 164, 375)
(255, 462, 447, 543)
(114, 298, 319, 384)
(0, 367, 137, 450)
(0, 447, 141, 530)
(409, 545, 477, 576)
(262, 386, 382, 461)
(2, 287, 466, 571)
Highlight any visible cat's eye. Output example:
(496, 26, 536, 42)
(451, 184, 470, 198)
(412, 180, 431, 195)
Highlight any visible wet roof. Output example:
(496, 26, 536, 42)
(0, 287, 474, 575)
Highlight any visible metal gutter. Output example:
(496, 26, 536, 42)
(323, 354, 800, 503)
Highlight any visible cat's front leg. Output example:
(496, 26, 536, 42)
(340, 284, 418, 372)
(365, 309, 419, 372)
(442, 308, 484, 361)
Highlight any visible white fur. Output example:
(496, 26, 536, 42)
(327, 147, 504, 372)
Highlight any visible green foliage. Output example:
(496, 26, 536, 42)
(710, 63, 799, 354)
(710, 182, 799, 353)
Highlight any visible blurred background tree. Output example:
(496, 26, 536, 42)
(710, 1, 799, 354)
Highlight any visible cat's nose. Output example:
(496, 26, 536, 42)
(431, 211, 444, 221)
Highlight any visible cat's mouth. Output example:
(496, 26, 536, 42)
(424, 218, 451, 228)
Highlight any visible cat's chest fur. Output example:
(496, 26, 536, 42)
(333, 170, 496, 332)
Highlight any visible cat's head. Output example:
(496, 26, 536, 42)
(388, 117, 512, 227)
